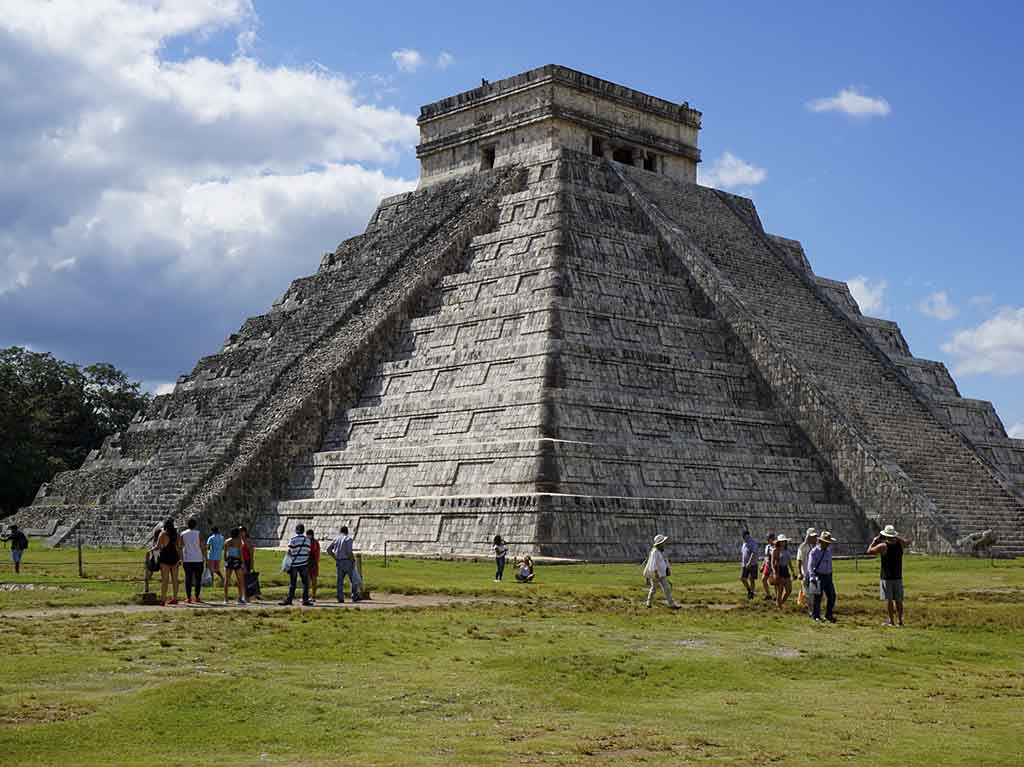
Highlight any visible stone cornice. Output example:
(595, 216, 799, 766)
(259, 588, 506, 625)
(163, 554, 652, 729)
(418, 64, 702, 130)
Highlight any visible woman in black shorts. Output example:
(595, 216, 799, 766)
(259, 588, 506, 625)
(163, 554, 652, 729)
(223, 527, 247, 605)
(151, 518, 182, 605)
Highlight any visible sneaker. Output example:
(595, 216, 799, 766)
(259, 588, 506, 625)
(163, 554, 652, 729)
(883, 621, 894, 627)
(238, 598, 248, 606)
(194, 598, 202, 604)
(669, 604, 682, 610)
(747, 590, 754, 600)
(826, 616, 837, 623)
(169, 599, 179, 605)
(301, 600, 314, 607)
(352, 596, 362, 603)
(337, 598, 345, 604)
(278, 599, 292, 606)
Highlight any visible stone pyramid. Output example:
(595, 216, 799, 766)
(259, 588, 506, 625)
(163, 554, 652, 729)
(19, 66, 1024, 559)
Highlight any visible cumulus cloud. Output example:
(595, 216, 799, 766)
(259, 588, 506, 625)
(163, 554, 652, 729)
(392, 48, 425, 73)
(0, 1, 417, 381)
(807, 87, 892, 118)
(942, 307, 1024, 375)
(436, 51, 456, 70)
(847, 276, 888, 316)
(1008, 422, 1024, 439)
(917, 290, 958, 320)
(698, 151, 767, 191)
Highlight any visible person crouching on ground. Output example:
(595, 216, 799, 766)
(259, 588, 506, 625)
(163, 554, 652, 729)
(761, 532, 777, 600)
(771, 535, 796, 609)
(492, 535, 508, 582)
(796, 528, 817, 614)
(515, 556, 535, 583)
(306, 528, 321, 603)
(280, 523, 313, 606)
(7, 524, 29, 574)
(152, 518, 182, 606)
(807, 531, 838, 623)
(740, 530, 758, 600)
(223, 527, 247, 605)
(643, 534, 680, 609)
(867, 524, 907, 627)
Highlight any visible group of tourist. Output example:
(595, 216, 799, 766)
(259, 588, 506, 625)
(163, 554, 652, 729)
(491, 535, 535, 583)
(147, 518, 257, 605)
(641, 524, 907, 625)
(146, 519, 362, 608)
(277, 523, 362, 606)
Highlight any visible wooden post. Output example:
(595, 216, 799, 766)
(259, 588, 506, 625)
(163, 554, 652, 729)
(77, 527, 84, 578)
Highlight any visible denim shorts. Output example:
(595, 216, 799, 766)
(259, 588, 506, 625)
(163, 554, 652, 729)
(11, 549, 23, 564)
(880, 579, 904, 601)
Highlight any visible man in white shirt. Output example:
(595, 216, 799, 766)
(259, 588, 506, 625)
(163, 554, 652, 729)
(643, 534, 680, 609)
(796, 528, 817, 615)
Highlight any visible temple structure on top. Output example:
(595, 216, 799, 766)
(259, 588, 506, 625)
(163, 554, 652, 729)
(417, 65, 701, 187)
(15, 66, 1024, 560)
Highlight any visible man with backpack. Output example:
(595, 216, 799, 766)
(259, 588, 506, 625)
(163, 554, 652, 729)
(7, 524, 29, 573)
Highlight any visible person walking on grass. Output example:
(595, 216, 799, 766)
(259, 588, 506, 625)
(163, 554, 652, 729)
(761, 532, 777, 600)
(867, 525, 907, 627)
(492, 535, 508, 582)
(206, 526, 225, 587)
(327, 526, 362, 603)
(280, 523, 313, 607)
(7, 524, 29, 574)
(306, 528, 321, 603)
(807, 530, 838, 623)
(771, 535, 796, 609)
(740, 530, 758, 600)
(223, 527, 247, 605)
(643, 534, 681, 609)
(180, 517, 207, 604)
(152, 518, 182, 606)
(796, 528, 818, 614)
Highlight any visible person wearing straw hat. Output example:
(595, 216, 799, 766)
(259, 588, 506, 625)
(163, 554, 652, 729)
(796, 528, 818, 614)
(807, 530, 838, 623)
(643, 534, 680, 609)
(867, 525, 907, 626)
(770, 535, 796, 609)
(760, 532, 777, 600)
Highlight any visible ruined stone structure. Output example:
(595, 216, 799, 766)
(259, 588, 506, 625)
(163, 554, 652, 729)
(18, 65, 1024, 559)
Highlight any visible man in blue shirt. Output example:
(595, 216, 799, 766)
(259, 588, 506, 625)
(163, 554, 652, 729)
(740, 530, 759, 600)
(327, 526, 362, 603)
(280, 523, 313, 606)
(807, 530, 838, 623)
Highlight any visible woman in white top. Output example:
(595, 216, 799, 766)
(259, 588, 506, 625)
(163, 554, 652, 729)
(180, 517, 207, 604)
(643, 534, 680, 609)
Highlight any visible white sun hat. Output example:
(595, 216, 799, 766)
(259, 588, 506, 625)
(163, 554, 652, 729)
(653, 534, 669, 546)
(880, 525, 900, 538)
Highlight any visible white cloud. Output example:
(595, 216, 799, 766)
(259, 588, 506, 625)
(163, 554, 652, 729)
(807, 87, 892, 118)
(436, 51, 455, 70)
(917, 290, 958, 320)
(144, 381, 178, 396)
(969, 294, 994, 308)
(698, 151, 767, 191)
(943, 307, 1024, 375)
(1008, 422, 1024, 439)
(392, 48, 425, 73)
(0, 1, 417, 296)
(847, 276, 888, 316)
(0, 1, 418, 381)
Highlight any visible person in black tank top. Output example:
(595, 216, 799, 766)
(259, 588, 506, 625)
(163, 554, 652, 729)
(151, 518, 182, 606)
(867, 525, 906, 626)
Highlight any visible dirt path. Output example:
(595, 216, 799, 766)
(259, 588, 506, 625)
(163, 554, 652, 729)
(2, 592, 491, 619)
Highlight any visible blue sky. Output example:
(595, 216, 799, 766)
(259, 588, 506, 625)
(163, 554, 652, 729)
(1, 1, 1021, 434)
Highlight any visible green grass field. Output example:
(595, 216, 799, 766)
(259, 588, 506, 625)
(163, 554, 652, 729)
(1, 549, 1022, 766)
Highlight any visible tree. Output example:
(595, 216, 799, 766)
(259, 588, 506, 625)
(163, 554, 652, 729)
(0, 347, 151, 516)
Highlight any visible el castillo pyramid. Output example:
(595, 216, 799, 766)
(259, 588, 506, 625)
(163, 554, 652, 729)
(17, 65, 1024, 559)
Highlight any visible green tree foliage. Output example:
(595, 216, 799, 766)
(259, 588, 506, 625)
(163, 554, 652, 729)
(0, 347, 151, 516)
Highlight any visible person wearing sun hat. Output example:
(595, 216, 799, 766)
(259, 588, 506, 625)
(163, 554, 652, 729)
(643, 534, 680, 609)
(770, 535, 796, 609)
(807, 530, 838, 623)
(796, 528, 818, 614)
(867, 524, 907, 626)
